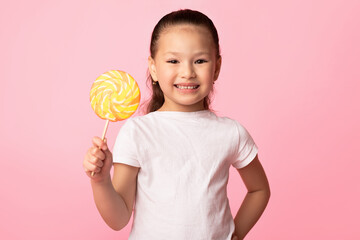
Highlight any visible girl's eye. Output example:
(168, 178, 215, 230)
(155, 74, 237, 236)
(195, 59, 208, 64)
(167, 60, 179, 64)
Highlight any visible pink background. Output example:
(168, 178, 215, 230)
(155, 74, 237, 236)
(1, 0, 359, 239)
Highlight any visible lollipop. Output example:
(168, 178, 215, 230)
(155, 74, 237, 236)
(90, 70, 141, 176)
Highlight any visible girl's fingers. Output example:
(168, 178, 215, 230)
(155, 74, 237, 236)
(88, 151, 104, 167)
(83, 159, 99, 173)
(91, 147, 106, 160)
(92, 137, 108, 151)
(84, 139, 112, 179)
(84, 151, 103, 170)
(84, 168, 101, 179)
(92, 136, 102, 147)
(93, 157, 104, 168)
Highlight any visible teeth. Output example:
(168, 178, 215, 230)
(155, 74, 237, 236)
(176, 85, 198, 89)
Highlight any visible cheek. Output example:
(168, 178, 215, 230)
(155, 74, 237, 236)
(158, 67, 176, 81)
(201, 68, 215, 80)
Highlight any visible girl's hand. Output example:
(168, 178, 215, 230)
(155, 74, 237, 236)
(83, 136, 113, 182)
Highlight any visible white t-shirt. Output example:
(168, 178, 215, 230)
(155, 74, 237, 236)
(113, 110, 258, 240)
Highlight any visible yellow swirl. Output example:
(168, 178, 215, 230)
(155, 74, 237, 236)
(90, 70, 140, 121)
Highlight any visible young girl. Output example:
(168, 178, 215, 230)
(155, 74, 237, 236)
(83, 9, 270, 240)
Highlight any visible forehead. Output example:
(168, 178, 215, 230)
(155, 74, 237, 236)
(157, 24, 215, 53)
(162, 23, 211, 35)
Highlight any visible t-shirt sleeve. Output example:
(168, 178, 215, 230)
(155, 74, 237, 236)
(112, 118, 141, 168)
(232, 120, 259, 169)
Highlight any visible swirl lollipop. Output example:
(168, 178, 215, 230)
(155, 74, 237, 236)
(90, 70, 141, 176)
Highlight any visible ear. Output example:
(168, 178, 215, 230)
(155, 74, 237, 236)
(214, 56, 222, 81)
(148, 56, 158, 81)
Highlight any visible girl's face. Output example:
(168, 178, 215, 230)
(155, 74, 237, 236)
(148, 24, 221, 112)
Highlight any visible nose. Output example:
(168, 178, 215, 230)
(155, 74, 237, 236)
(180, 62, 196, 79)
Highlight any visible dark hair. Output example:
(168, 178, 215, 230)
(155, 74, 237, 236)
(143, 9, 221, 114)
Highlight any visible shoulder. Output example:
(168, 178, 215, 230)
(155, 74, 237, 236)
(119, 112, 157, 134)
(123, 112, 154, 125)
(211, 112, 254, 138)
(210, 112, 243, 129)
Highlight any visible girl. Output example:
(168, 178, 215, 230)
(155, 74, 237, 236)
(83, 9, 270, 240)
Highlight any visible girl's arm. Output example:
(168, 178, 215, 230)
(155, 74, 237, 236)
(84, 137, 139, 231)
(91, 163, 139, 231)
(233, 154, 271, 239)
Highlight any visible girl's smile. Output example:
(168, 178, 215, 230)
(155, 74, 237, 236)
(174, 83, 200, 93)
(148, 24, 221, 112)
